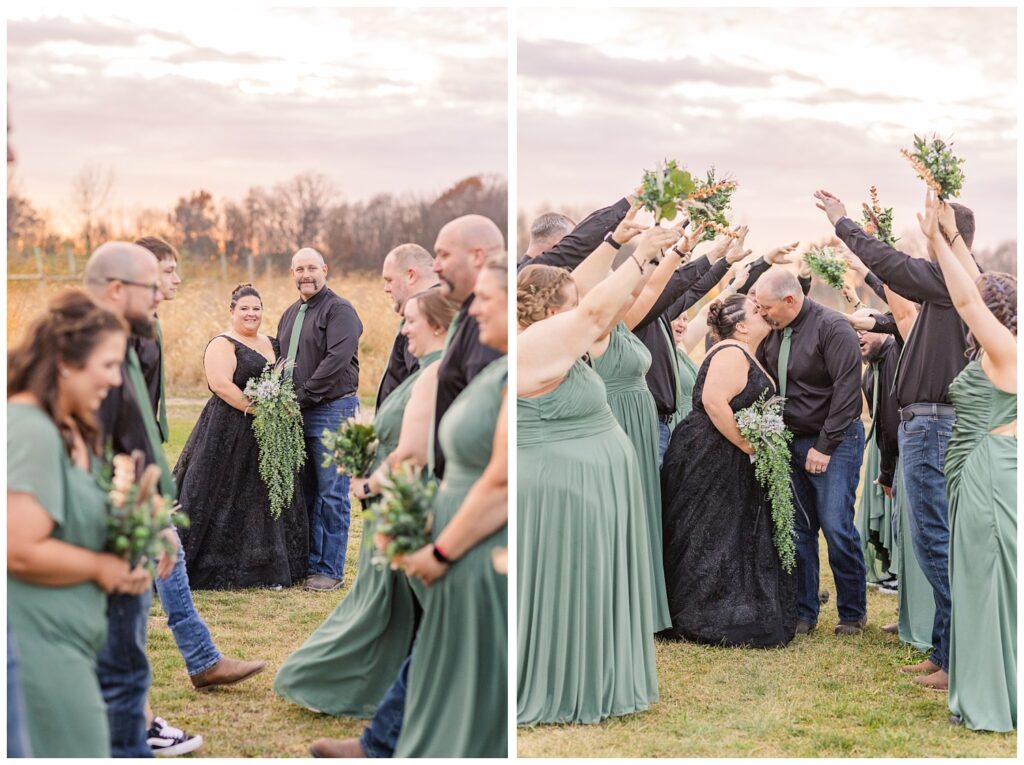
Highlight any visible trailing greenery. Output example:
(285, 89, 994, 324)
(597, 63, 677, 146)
(638, 159, 695, 223)
(101, 450, 189, 574)
(243, 360, 306, 519)
(684, 168, 738, 242)
(860, 185, 899, 249)
(735, 393, 795, 572)
(900, 133, 965, 200)
(321, 414, 378, 479)
(366, 462, 437, 569)
(803, 246, 848, 290)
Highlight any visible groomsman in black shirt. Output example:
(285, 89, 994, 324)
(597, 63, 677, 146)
(755, 268, 867, 636)
(277, 248, 363, 593)
(376, 243, 439, 409)
(519, 212, 575, 265)
(517, 195, 631, 271)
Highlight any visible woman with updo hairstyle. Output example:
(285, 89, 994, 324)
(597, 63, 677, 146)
(660, 290, 798, 648)
(173, 283, 308, 590)
(275, 284, 458, 720)
(918, 190, 1017, 732)
(8, 289, 152, 757)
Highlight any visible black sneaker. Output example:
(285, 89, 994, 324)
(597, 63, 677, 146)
(147, 717, 203, 757)
(877, 576, 899, 595)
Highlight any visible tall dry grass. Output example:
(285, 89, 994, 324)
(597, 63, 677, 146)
(6, 269, 397, 402)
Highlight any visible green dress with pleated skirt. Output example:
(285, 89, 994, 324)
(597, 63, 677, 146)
(668, 345, 699, 431)
(394, 356, 508, 757)
(7, 403, 111, 757)
(591, 322, 671, 631)
(517, 360, 659, 725)
(857, 439, 894, 582)
(273, 350, 441, 717)
(894, 459, 936, 651)
(945, 360, 1016, 732)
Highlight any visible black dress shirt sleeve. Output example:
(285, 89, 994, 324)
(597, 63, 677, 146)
(799, 275, 812, 296)
(633, 255, 712, 331)
(816, 316, 863, 455)
(835, 217, 950, 304)
(521, 197, 632, 271)
(739, 256, 770, 294)
(662, 256, 730, 321)
(298, 300, 363, 408)
(870, 312, 905, 348)
(97, 362, 156, 465)
(864, 271, 888, 303)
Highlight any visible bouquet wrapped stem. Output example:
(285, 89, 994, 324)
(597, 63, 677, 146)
(243, 358, 306, 519)
(735, 394, 796, 572)
(366, 462, 437, 570)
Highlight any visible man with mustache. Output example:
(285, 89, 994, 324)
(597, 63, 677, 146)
(277, 247, 363, 593)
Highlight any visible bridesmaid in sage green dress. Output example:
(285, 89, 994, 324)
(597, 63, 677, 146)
(517, 224, 681, 725)
(894, 462, 936, 651)
(395, 257, 509, 757)
(920, 193, 1016, 732)
(7, 291, 144, 758)
(274, 290, 453, 717)
(592, 321, 671, 631)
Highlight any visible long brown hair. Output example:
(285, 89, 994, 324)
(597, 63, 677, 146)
(967, 272, 1017, 359)
(8, 289, 128, 456)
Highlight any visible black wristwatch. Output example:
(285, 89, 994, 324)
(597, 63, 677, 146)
(431, 544, 453, 565)
(363, 481, 371, 497)
(603, 230, 622, 250)
(671, 245, 691, 263)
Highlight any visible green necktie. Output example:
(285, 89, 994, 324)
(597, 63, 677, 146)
(427, 306, 465, 474)
(155, 319, 169, 443)
(126, 347, 176, 500)
(284, 302, 308, 380)
(866, 363, 879, 442)
(777, 326, 793, 401)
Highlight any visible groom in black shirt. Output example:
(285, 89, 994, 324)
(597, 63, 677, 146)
(755, 268, 867, 636)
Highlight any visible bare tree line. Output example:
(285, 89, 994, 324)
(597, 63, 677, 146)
(8, 169, 508, 276)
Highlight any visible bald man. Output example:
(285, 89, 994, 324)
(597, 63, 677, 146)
(377, 243, 439, 409)
(277, 247, 363, 593)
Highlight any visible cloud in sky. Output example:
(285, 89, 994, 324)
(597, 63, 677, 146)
(7, 8, 507, 231)
(518, 7, 1016, 252)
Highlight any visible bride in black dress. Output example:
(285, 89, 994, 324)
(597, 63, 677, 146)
(175, 284, 307, 590)
(661, 293, 796, 647)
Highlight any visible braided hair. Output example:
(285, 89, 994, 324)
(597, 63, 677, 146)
(517, 264, 575, 328)
(8, 289, 128, 456)
(968, 271, 1017, 359)
(706, 293, 750, 342)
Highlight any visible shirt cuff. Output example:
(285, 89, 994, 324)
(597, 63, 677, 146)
(814, 434, 840, 456)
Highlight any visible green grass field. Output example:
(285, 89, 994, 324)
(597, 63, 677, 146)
(152, 407, 1015, 758)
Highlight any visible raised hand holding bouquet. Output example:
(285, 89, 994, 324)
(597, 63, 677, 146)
(103, 450, 188, 574)
(734, 394, 796, 572)
(684, 168, 739, 242)
(243, 358, 306, 519)
(803, 245, 848, 291)
(321, 413, 378, 509)
(900, 133, 965, 199)
(366, 462, 437, 570)
(637, 159, 695, 223)
(860, 185, 898, 249)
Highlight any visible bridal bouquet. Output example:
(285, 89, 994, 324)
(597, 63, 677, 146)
(366, 462, 437, 570)
(102, 451, 189, 574)
(637, 159, 695, 223)
(735, 395, 795, 572)
(321, 414, 379, 479)
(683, 169, 738, 243)
(803, 245, 848, 290)
(860, 185, 898, 249)
(900, 133, 965, 200)
(243, 359, 306, 519)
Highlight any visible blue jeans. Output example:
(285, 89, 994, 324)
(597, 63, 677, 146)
(7, 626, 31, 758)
(898, 413, 954, 671)
(97, 591, 154, 758)
(360, 654, 410, 758)
(657, 421, 671, 465)
(154, 530, 222, 676)
(790, 422, 867, 625)
(303, 395, 360, 580)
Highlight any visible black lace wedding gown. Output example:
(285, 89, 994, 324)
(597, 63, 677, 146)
(660, 343, 797, 647)
(175, 335, 308, 590)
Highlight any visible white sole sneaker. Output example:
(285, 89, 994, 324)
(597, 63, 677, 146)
(151, 733, 204, 757)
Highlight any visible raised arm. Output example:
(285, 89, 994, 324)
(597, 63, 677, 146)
(571, 205, 647, 297)
(919, 189, 1015, 385)
(523, 196, 632, 271)
(624, 222, 709, 328)
(204, 336, 251, 413)
(518, 226, 680, 394)
(936, 198, 982, 282)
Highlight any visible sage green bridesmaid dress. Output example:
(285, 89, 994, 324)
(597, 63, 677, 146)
(518, 360, 658, 725)
(856, 366, 895, 582)
(668, 345, 699, 430)
(7, 404, 111, 757)
(592, 322, 670, 631)
(945, 360, 1016, 733)
(394, 356, 508, 757)
(273, 350, 441, 717)
(895, 461, 935, 651)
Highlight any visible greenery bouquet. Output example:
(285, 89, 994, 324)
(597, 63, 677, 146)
(735, 394, 795, 573)
(102, 450, 188, 574)
(366, 462, 438, 570)
(243, 358, 306, 519)
(321, 413, 378, 479)
(683, 169, 739, 242)
(803, 245, 848, 290)
(637, 159, 695, 223)
(900, 133, 965, 200)
(860, 185, 898, 249)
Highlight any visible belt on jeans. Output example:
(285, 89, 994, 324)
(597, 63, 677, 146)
(899, 403, 955, 422)
(658, 412, 673, 424)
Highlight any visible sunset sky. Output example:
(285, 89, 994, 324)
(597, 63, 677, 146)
(518, 7, 1016, 252)
(7, 8, 507, 232)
